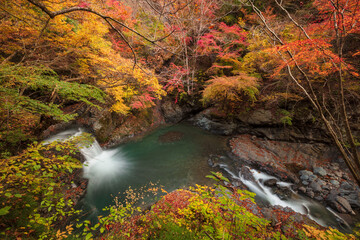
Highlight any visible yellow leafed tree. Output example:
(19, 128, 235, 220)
(202, 73, 259, 113)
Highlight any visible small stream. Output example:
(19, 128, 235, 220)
(46, 123, 351, 231)
(217, 163, 350, 231)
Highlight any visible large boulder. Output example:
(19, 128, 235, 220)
(161, 100, 187, 123)
(161, 98, 196, 123)
(88, 105, 165, 146)
(238, 109, 282, 125)
(190, 108, 237, 135)
(313, 167, 327, 177)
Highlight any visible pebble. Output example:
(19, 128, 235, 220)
(315, 196, 324, 201)
(308, 174, 317, 181)
(334, 171, 343, 178)
(313, 167, 327, 176)
(300, 175, 309, 181)
(307, 191, 315, 198)
(299, 170, 313, 176)
(340, 181, 353, 190)
(316, 179, 326, 186)
(310, 181, 322, 192)
(330, 180, 340, 186)
(330, 163, 339, 171)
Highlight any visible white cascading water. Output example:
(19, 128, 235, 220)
(218, 164, 350, 229)
(43, 129, 83, 144)
(44, 128, 128, 185)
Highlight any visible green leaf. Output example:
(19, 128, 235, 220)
(33, 165, 41, 170)
(85, 232, 93, 240)
(0, 206, 11, 216)
(206, 174, 219, 182)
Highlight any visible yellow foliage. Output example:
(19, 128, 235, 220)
(97, 57, 166, 114)
(202, 73, 259, 111)
(0, 0, 165, 116)
(240, 29, 275, 75)
(303, 225, 355, 240)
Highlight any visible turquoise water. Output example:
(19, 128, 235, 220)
(80, 123, 229, 218)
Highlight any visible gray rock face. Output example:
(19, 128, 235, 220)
(227, 110, 360, 216)
(313, 167, 327, 176)
(238, 109, 280, 125)
(326, 190, 357, 215)
(197, 116, 237, 135)
(161, 100, 187, 123)
(191, 110, 237, 135)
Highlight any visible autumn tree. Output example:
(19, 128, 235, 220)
(0, 0, 168, 153)
(240, 0, 360, 185)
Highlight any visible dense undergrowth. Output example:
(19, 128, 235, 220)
(0, 136, 88, 239)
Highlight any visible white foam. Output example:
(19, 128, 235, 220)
(44, 128, 129, 185)
(219, 165, 349, 229)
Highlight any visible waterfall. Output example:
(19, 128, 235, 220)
(218, 164, 350, 230)
(79, 139, 103, 161)
(43, 128, 129, 185)
(43, 128, 83, 144)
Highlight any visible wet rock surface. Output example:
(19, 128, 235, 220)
(229, 134, 328, 182)
(296, 166, 360, 215)
(260, 205, 321, 235)
(161, 100, 193, 123)
(190, 108, 237, 135)
(228, 134, 360, 218)
(191, 107, 331, 143)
